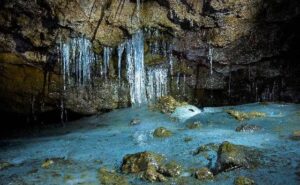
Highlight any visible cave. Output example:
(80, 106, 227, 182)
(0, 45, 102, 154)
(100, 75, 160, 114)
(0, 0, 299, 184)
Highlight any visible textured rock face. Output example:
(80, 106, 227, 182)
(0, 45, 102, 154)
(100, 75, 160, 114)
(0, 0, 299, 119)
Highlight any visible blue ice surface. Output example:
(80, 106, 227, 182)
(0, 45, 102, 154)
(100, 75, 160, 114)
(0, 102, 299, 185)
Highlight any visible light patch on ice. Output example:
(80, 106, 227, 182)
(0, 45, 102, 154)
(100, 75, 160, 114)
(171, 105, 201, 122)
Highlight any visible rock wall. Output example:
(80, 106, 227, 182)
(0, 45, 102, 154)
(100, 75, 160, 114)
(0, 0, 299, 121)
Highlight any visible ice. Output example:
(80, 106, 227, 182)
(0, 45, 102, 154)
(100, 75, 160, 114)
(0, 103, 300, 184)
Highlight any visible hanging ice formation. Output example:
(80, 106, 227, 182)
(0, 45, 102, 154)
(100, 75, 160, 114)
(119, 30, 169, 105)
(125, 30, 147, 105)
(60, 37, 98, 87)
(208, 46, 213, 75)
(146, 67, 168, 102)
(103, 47, 112, 79)
(118, 43, 125, 81)
(60, 30, 170, 106)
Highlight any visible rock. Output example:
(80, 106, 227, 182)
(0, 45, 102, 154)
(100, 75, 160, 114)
(186, 121, 202, 129)
(234, 176, 255, 185)
(290, 130, 300, 141)
(143, 165, 167, 182)
(0, 161, 13, 170)
(41, 158, 72, 169)
(121, 151, 164, 174)
(130, 118, 141, 126)
(121, 151, 182, 182)
(216, 141, 260, 172)
(158, 161, 182, 177)
(184, 137, 193, 142)
(153, 127, 172, 138)
(194, 143, 219, 155)
(41, 159, 54, 169)
(152, 96, 187, 114)
(235, 124, 262, 132)
(194, 167, 213, 180)
(226, 110, 266, 121)
(99, 168, 129, 185)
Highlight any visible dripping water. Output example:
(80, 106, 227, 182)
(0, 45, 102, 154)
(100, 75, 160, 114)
(103, 47, 112, 79)
(208, 46, 213, 75)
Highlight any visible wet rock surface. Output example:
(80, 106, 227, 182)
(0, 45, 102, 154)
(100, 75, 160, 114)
(121, 151, 181, 182)
(153, 127, 172, 138)
(99, 168, 129, 185)
(0, 0, 299, 119)
(216, 141, 261, 172)
(194, 167, 214, 180)
(226, 110, 266, 121)
(235, 124, 262, 132)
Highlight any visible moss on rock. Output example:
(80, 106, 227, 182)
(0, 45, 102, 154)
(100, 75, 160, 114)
(226, 110, 266, 121)
(153, 127, 172, 138)
(99, 168, 129, 185)
(151, 96, 187, 114)
(234, 176, 255, 185)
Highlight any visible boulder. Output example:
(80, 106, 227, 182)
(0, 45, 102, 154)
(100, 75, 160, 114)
(216, 141, 260, 172)
(234, 176, 255, 185)
(194, 167, 213, 180)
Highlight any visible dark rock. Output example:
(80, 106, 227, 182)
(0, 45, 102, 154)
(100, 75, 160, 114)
(236, 124, 262, 132)
(130, 118, 141, 126)
(216, 141, 261, 172)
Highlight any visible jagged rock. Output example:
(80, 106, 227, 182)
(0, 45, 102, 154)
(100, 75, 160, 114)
(216, 141, 261, 172)
(226, 110, 266, 121)
(194, 167, 213, 180)
(99, 168, 129, 185)
(235, 124, 262, 132)
(121, 151, 164, 174)
(0, 0, 299, 118)
(234, 176, 255, 185)
(121, 151, 182, 182)
(158, 161, 182, 177)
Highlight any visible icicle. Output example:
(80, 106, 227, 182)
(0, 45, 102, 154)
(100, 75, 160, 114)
(228, 72, 231, 96)
(103, 47, 112, 79)
(146, 67, 168, 102)
(183, 74, 186, 95)
(60, 37, 97, 86)
(168, 52, 174, 76)
(208, 46, 213, 75)
(125, 30, 147, 105)
(118, 43, 125, 82)
(176, 73, 180, 90)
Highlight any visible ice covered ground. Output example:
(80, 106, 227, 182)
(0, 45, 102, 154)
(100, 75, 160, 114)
(0, 103, 300, 185)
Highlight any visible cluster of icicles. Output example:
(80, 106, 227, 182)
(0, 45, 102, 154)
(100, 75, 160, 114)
(60, 30, 169, 105)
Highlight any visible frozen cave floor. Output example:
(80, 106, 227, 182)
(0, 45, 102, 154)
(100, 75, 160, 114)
(0, 103, 300, 185)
